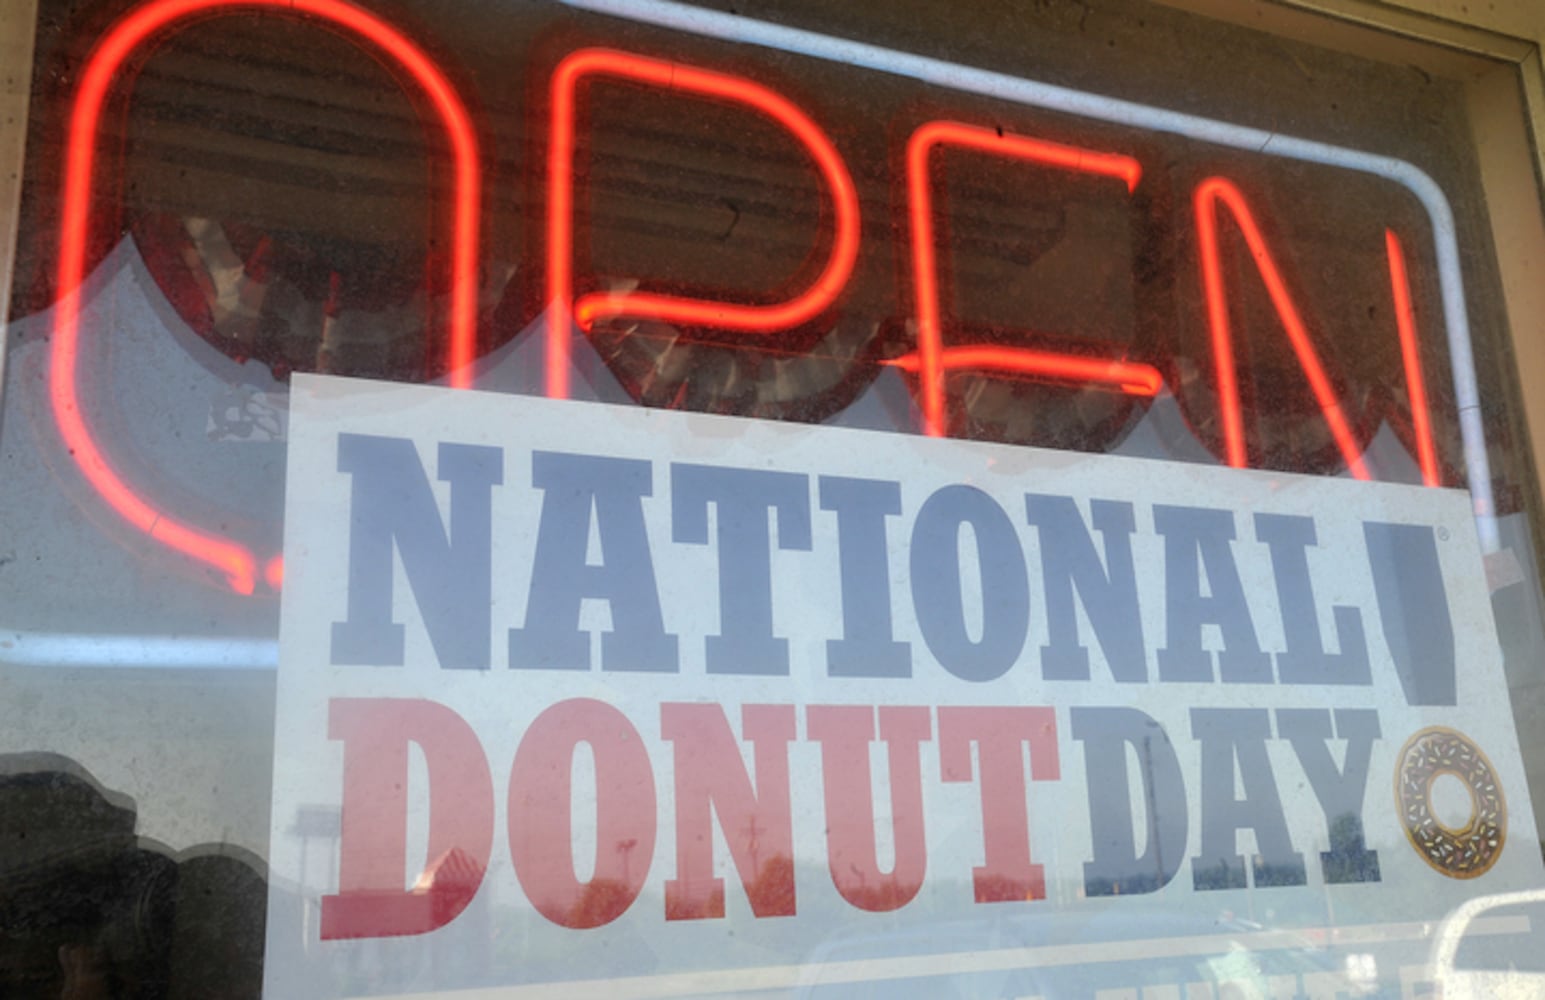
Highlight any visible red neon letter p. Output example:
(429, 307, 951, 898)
(547, 48, 860, 399)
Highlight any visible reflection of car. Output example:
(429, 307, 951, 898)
(1427, 888, 1545, 999)
(789, 911, 1362, 999)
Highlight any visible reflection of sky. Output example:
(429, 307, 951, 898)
(0, 241, 284, 640)
(0, 235, 1439, 667)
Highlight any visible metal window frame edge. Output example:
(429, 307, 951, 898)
(0, 0, 40, 417)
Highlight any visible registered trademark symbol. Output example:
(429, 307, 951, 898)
(1438, 527, 1450, 541)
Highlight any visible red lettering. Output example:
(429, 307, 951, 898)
(321, 698, 494, 940)
(808, 705, 931, 912)
(938, 706, 1059, 903)
(509, 698, 657, 929)
(662, 702, 797, 919)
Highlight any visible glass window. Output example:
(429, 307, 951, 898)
(3, 0, 1544, 996)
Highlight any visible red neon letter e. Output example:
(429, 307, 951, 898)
(900, 121, 1156, 438)
(547, 48, 860, 399)
(321, 698, 494, 940)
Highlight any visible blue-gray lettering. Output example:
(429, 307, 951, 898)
(509, 452, 677, 672)
(1190, 708, 1305, 889)
(672, 464, 812, 675)
(1025, 495, 1145, 682)
(1278, 708, 1381, 883)
(910, 485, 1029, 682)
(1255, 514, 1370, 686)
(820, 476, 910, 678)
(1364, 522, 1456, 707)
(1073, 707, 1187, 896)
(330, 433, 501, 670)
(1155, 505, 1270, 683)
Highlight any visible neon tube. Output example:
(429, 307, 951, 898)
(1194, 177, 1370, 480)
(0, 629, 278, 669)
(886, 346, 1162, 396)
(265, 554, 286, 592)
(559, 0, 1497, 547)
(905, 120, 1145, 437)
(1387, 229, 1441, 487)
(548, 47, 860, 400)
(54, 0, 482, 593)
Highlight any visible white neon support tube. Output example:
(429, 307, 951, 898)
(560, 0, 1500, 551)
(0, 630, 278, 669)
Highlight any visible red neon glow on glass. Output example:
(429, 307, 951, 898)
(53, 0, 482, 593)
(547, 48, 861, 400)
(264, 555, 285, 592)
(905, 120, 1145, 438)
(1193, 177, 1369, 479)
(1386, 230, 1440, 487)
(886, 346, 1161, 396)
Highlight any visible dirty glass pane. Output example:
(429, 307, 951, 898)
(3, 0, 1543, 996)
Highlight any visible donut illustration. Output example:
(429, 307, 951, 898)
(1395, 727, 1506, 879)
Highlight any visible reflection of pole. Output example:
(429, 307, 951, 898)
(299, 832, 310, 948)
(1325, 871, 1336, 937)
(617, 838, 638, 885)
(742, 816, 765, 875)
(1143, 733, 1163, 889)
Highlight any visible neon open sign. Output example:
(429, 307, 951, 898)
(47, 0, 1496, 596)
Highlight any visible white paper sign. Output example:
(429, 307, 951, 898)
(265, 374, 1544, 999)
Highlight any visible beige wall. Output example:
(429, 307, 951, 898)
(0, 0, 38, 392)
(1386, 0, 1545, 45)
